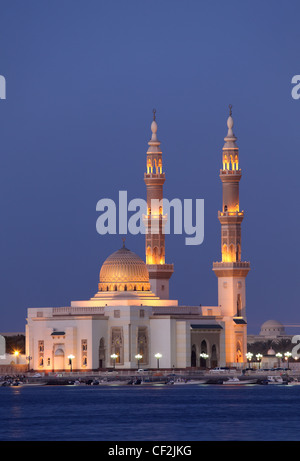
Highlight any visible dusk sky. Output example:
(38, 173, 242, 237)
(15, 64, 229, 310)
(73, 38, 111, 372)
(0, 1, 300, 333)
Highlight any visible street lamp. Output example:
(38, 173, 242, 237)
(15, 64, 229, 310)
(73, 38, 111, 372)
(14, 351, 19, 365)
(200, 353, 209, 368)
(246, 352, 253, 368)
(68, 354, 75, 373)
(256, 353, 263, 369)
(155, 353, 162, 369)
(135, 354, 142, 369)
(110, 353, 118, 369)
(284, 352, 292, 370)
(275, 352, 282, 367)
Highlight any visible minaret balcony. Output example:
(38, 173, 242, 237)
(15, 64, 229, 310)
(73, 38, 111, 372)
(144, 172, 165, 179)
(220, 169, 241, 175)
(218, 211, 244, 217)
(212, 261, 250, 277)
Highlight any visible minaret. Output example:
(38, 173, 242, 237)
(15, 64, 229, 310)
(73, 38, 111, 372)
(213, 106, 250, 366)
(144, 110, 174, 299)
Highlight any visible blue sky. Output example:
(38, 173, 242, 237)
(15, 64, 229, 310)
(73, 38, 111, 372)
(0, 1, 300, 333)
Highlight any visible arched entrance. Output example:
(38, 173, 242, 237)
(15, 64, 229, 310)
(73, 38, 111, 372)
(200, 340, 207, 368)
(191, 344, 197, 367)
(211, 344, 218, 368)
(54, 348, 64, 371)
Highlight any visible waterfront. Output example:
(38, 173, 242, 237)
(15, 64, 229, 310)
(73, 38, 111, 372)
(0, 384, 300, 441)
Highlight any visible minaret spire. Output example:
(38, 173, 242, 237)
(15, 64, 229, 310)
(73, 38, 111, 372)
(213, 107, 250, 366)
(144, 110, 174, 299)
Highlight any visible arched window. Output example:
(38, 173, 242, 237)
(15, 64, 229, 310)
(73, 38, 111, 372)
(191, 345, 197, 367)
(200, 340, 207, 368)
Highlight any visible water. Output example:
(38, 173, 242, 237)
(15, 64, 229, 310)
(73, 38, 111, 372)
(0, 384, 300, 441)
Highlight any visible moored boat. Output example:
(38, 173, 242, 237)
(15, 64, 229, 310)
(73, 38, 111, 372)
(222, 377, 257, 385)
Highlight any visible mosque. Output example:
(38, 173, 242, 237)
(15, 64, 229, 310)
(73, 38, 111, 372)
(25, 108, 251, 372)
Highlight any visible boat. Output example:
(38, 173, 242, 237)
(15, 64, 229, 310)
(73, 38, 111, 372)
(286, 378, 300, 385)
(267, 376, 285, 385)
(222, 377, 257, 385)
(73, 380, 86, 386)
(173, 379, 207, 385)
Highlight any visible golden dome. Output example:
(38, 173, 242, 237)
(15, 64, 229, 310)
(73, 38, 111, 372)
(98, 246, 150, 292)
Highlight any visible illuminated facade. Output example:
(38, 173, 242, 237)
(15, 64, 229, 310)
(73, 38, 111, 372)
(26, 108, 250, 372)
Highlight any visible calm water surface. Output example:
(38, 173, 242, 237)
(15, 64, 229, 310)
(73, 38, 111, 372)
(0, 384, 299, 441)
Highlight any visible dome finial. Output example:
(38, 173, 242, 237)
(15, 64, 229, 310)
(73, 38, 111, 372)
(122, 237, 126, 248)
(153, 108, 156, 121)
(229, 104, 232, 117)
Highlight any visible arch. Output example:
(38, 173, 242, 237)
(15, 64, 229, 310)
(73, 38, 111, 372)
(152, 246, 159, 264)
(229, 244, 235, 262)
(160, 247, 165, 264)
(99, 337, 106, 369)
(146, 246, 152, 264)
(222, 244, 228, 262)
(54, 348, 64, 371)
(236, 340, 242, 363)
(191, 344, 197, 367)
(211, 344, 218, 368)
(200, 340, 208, 368)
(114, 285, 117, 291)
(158, 158, 162, 173)
(237, 294, 242, 316)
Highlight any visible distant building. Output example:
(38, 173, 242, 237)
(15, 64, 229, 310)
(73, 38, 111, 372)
(248, 320, 292, 344)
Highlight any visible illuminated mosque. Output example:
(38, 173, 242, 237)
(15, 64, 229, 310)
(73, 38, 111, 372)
(26, 108, 251, 371)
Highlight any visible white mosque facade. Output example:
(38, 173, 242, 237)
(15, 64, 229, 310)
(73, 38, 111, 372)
(26, 109, 251, 372)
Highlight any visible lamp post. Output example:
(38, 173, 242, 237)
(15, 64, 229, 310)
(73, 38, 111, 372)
(155, 353, 162, 369)
(284, 352, 292, 370)
(14, 351, 19, 365)
(68, 354, 75, 373)
(275, 352, 282, 367)
(110, 353, 118, 369)
(26, 355, 32, 372)
(246, 352, 253, 368)
(135, 354, 142, 369)
(256, 353, 263, 369)
(200, 353, 209, 369)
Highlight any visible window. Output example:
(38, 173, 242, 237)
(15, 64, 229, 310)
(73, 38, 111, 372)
(139, 309, 145, 318)
(81, 340, 87, 367)
(114, 310, 120, 318)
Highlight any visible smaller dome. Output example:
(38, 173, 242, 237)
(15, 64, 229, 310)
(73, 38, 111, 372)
(260, 320, 285, 337)
(267, 348, 276, 356)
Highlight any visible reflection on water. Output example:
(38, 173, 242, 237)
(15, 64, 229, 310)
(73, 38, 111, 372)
(0, 384, 299, 441)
